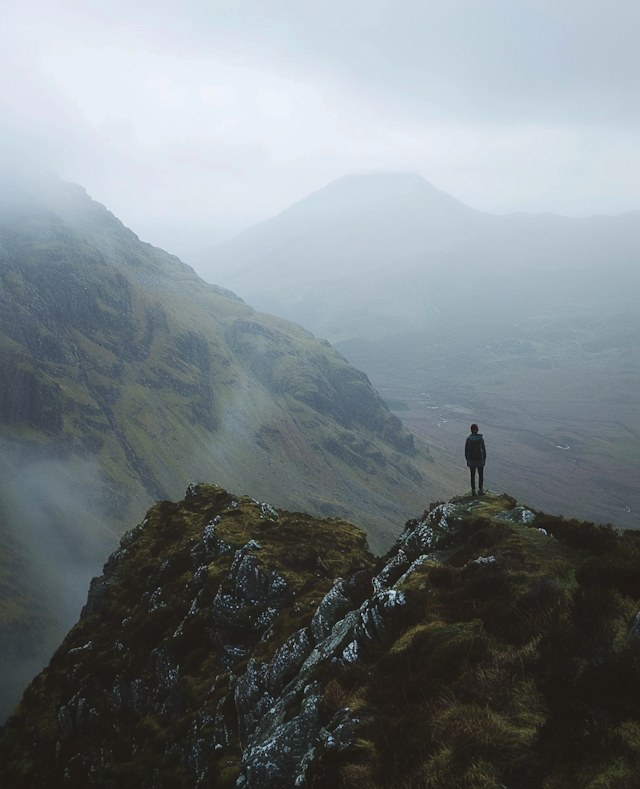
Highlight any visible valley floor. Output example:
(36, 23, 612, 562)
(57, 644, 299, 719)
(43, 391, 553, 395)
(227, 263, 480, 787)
(337, 324, 640, 532)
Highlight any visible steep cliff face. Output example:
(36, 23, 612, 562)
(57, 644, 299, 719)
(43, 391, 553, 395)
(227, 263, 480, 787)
(0, 172, 438, 721)
(3, 485, 640, 788)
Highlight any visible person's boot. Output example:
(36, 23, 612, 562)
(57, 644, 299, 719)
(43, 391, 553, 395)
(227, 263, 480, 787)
(471, 489, 476, 497)
(479, 489, 484, 496)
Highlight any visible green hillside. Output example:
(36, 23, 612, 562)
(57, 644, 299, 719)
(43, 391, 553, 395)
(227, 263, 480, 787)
(0, 172, 443, 720)
(2, 484, 640, 788)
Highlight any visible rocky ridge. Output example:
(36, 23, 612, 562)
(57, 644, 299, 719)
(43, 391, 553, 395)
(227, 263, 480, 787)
(3, 485, 640, 788)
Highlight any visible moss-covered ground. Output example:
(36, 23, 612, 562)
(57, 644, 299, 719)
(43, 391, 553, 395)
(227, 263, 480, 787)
(2, 487, 640, 787)
(309, 492, 640, 789)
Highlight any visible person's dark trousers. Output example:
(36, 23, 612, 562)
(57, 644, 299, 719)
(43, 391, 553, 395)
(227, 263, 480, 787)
(470, 467, 484, 493)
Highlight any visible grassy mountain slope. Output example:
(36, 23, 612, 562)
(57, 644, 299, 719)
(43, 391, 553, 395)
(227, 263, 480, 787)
(2, 484, 640, 788)
(191, 172, 640, 530)
(0, 172, 442, 720)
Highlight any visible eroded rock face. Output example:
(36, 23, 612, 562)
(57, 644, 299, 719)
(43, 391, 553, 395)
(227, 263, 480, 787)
(0, 482, 451, 788)
(6, 487, 633, 789)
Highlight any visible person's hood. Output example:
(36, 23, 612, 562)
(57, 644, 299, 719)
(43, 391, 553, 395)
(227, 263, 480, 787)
(468, 433, 483, 439)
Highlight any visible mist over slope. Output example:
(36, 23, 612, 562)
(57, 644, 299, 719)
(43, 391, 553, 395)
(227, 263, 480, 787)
(192, 173, 640, 530)
(0, 171, 443, 721)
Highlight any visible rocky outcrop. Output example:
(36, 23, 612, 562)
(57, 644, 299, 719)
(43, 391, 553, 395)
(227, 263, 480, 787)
(0, 484, 440, 787)
(4, 487, 640, 789)
(0, 484, 374, 786)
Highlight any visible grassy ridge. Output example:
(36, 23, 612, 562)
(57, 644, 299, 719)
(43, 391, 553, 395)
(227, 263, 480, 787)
(2, 487, 640, 787)
(311, 495, 640, 789)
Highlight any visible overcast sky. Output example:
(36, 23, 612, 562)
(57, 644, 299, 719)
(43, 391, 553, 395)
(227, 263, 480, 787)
(2, 0, 639, 256)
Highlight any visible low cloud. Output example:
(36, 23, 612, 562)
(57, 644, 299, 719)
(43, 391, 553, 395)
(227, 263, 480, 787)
(0, 441, 119, 720)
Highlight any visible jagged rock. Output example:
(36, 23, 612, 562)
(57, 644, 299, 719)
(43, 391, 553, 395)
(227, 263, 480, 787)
(208, 543, 290, 670)
(57, 688, 102, 741)
(80, 547, 129, 619)
(372, 548, 410, 593)
(240, 681, 324, 789)
(3, 488, 638, 789)
(496, 506, 536, 524)
(201, 520, 233, 558)
(260, 503, 279, 521)
(471, 555, 498, 566)
(310, 579, 353, 642)
(148, 587, 166, 613)
(235, 578, 407, 787)
(398, 502, 459, 556)
(67, 641, 93, 660)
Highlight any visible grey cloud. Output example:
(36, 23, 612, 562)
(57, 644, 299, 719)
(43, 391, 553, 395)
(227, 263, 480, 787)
(159, 0, 640, 127)
(1, 0, 638, 259)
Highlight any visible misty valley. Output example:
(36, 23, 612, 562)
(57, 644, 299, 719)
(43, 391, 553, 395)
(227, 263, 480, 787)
(194, 173, 640, 531)
(1, 170, 639, 789)
(338, 299, 640, 531)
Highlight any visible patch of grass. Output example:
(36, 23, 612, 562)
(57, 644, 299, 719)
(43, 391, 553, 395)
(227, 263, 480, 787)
(5, 487, 640, 789)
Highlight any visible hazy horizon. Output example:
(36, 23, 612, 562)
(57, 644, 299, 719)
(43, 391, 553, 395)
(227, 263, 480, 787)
(2, 0, 639, 259)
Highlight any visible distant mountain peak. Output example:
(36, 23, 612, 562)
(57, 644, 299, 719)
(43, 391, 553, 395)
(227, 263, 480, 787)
(328, 170, 439, 192)
(191, 170, 481, 294)
(284, 171, 463, 217)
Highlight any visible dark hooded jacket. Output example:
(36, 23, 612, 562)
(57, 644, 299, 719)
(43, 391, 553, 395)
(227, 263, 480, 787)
(465, 433, 486, 468)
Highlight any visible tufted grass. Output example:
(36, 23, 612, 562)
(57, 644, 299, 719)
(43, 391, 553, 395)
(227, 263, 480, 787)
(310, 493, 640, 789)
(4, 488, 640, 788)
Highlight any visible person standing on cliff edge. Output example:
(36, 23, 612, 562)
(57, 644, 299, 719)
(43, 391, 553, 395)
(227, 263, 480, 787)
(465, 423, 486, 496)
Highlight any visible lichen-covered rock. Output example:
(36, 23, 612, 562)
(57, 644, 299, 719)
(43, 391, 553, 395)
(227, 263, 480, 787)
(398, 502, 460, 556)
(3, 488, 637, 789)
(372, 548, 410, 594)
(310, 579, 352, 642)
(201, 518, 233, 559)
(209, 543, 290, 670)
(496, 505, 536, 524)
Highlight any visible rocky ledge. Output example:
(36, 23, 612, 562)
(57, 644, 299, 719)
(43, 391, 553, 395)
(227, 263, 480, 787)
(2, 486, 640, 789)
